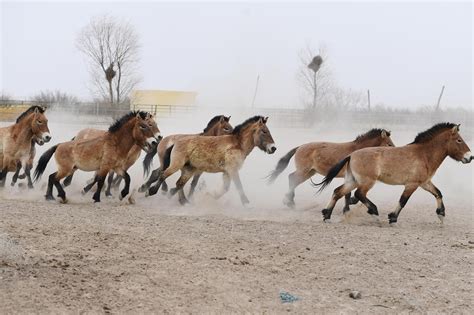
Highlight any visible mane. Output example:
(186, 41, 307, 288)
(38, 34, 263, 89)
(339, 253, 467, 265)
(108, 110, 148, 133)
(354, 128, 388, 142)
(411, 122, 457, 144)
(202, 115, 226, 133)
(16, 105, 45, 123)
(232, 116, 264, 135)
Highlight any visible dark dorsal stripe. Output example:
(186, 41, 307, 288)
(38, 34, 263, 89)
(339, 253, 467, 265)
(411, 122, 457, 144)
(354, 128, 388, 142)
(202, 115, 226, 133)
(16, 105, 45, 123)
(232, 115, 264, 135)
(108, 110, 148, 133)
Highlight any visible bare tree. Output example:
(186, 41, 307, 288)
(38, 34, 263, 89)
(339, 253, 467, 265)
(297, 43, 333, 110)
(76, 16, 140, 106)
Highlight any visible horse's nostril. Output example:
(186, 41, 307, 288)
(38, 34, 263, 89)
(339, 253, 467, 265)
(152, 140, 158, 146)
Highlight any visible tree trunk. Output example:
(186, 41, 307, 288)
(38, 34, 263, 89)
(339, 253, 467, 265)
(116, 63, 122, 105)
(312, 72, 317, 110)
(108, 79, 114, 105)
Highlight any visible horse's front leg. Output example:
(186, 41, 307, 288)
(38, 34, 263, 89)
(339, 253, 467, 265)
(105, 171, 115, 197)
(420, 181, 445, 224)
(188, 172, 203, 198)
(23, 163, 34, 189)
(212, 173, 230, 200)
(119, 171, 131, 200)
(10, 162, 21, 187)
(0, 167, 9, 187)
(231, 172, 249, 205)
(92, 174, 107, 203)
(387, 184, 418, 224)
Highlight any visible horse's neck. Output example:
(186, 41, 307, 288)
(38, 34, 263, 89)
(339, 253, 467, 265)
(236, 129, 256, 157)
(352, 138, 377, 150)
(418, 138, 449, 173)
(109, 122, 136, 154)
(12, 119, 34, 143)
(202, 125, 219, 136)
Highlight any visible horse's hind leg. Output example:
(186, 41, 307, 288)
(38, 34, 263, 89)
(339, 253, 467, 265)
(92, 175, 106, 203)
(82, 175, 97, 195)
(52, 176, 68, 203)
(119, 171, 131, 200)
(353, 182, 378, 216)
(387, 185, 418, 224)
(285, 169, 316, 208)
(24, 164, 34, 189)
(139, 168, 161, 193)
(63, 174, 74, 187)
(45, 172, 57, 200)
(174, 167, 195, 205)
(231, 172, 250, 205)
(212, 173, 231, 200)
(161, 180, 168, 193)
(322, 181, 357, 221)
(420, 181, 445, 223)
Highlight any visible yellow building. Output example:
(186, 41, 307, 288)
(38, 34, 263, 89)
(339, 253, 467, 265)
(130, 89, 197, 116)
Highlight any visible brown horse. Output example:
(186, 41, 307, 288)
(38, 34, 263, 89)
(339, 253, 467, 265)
(62, 128, 145, 197)
(267, 128, 394, 210)
(317, 123, 472, 223)
(146, 116, 276, 205)
(139, 115, 233, 195)
(0, 106, 51, 187)
(33, 111, 160, 203)
(10, 138, 38, 188)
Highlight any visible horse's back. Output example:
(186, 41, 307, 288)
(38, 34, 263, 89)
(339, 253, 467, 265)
(295, 141, 354, 176)
(75, 128, 106, 141)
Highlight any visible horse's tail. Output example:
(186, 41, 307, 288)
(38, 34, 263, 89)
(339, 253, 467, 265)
(312, 156, 351, 193)
(162, 145, 174, 172)
(33, 144, 58, 182)
(143, 145, 157, 177)
(266, 146, 299, 184)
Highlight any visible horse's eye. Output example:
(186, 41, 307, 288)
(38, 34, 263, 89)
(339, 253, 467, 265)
(140, 125, 147, 130)
(37, 120, 43, 125)
(456, 139, 462, 143)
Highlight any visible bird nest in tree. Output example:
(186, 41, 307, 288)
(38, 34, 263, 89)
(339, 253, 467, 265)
(105, 63, 116, 82)
(308, 55, 323, 73)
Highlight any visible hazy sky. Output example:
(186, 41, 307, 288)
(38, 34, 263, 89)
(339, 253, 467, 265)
(1, 1, 472, 109)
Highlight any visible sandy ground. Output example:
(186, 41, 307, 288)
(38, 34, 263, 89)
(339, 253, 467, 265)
(0, 116, 473, 313)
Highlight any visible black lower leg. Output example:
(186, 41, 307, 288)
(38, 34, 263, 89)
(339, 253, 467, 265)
(25, 165, 33, 188)
(355, 190, 378, 216)
(120, 172, 131, 199)
(139, 168, 161, 192)
(343, 193, 351, 213)
(161, 180, 168, 192)
(82, 179, 97, 194)
(0, 168, 8, 187)
(105, 172, 115, 196)
(92, 176, 106, 202)
(188, 174, 201, 198)
(148, 178, 164, 196)
(53, 178, 67, 202)
(11, 163, 21, 186)
(63, 174, 74, 187)
(45, 172, 57, 200)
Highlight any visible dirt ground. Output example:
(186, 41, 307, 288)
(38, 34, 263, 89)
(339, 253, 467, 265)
(0, 117, 473, 313)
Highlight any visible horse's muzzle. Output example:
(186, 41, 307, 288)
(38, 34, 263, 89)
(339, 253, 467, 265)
(462, 152, 473, 164)
(266, 144, 277, 154)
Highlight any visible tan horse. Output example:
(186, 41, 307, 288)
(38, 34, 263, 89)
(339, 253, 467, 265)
(146, 116, 276, 205)
(139, 115, 233, 195)
(33, 111, 160, 203)
(267, 128, 394, 209)
(62, 128, 146, 197)
(0, 106, 51, 187)
(317, 123, 473, 223)
(10, 138, 37, 188)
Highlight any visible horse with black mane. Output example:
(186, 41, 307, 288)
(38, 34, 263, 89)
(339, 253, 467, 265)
(34, 111, 160, 203)
(146, 116, 276, 205)
(316, 123, 472, 224)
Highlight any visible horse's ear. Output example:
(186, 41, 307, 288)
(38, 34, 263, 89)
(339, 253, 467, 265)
(226, 115, 231, 121)
(452, 124, 460, 134)
(34, 107, 39, 114)
(136, 112, 143, 120)
(219, 116, 226, 122)
(381, 130, 388, 138)
(263, 116, 268, 123)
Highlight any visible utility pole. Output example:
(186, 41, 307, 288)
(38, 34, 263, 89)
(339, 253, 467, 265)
(367, 89, 371, 111)
(435, 85, 445, 111)
(251, 74, 260, 108)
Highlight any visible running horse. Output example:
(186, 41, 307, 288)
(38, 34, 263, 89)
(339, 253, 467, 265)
(146, 116, 276, 205)
(139, 115, 233, 196)
(0, 106, 51, 187)
(316, 123, 472, 223)
(33, 111, 160, 203)
(62, 127, 149, 197)
(267, 128, 394, 210)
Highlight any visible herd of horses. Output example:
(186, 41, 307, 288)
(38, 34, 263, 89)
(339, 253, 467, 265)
(0, 105, 472, 224)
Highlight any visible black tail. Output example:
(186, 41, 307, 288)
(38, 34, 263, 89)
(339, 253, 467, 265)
(312, 156, 351, 193)
(143, 145, 157, 177)
(162, 145, 174, 171)
(33, 144, 58, 182)
(266, 147, 299, 184)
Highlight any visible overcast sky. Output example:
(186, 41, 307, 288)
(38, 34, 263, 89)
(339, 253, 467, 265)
(1, 1, 472, 109)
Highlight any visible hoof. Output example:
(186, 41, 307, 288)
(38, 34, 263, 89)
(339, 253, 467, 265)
(323, 219, 332, 223)
(179, 198, 188, 205)
(28, 184, 34, 189)
(437, 214, 444, 224)
(169, 188, 178, 196)
(138, 185, 147, 193)
(388, 212, 398, 224)
(81, 189, 87, 196)
(349, 197, 359, 205)
(342, 207, 350, 214)
(322, 208, 332, 221)
(59, 198, 68, 204)
(45, 195, 55, 201)
(10, 182, 15, 187)
(283, 198, 295, 209)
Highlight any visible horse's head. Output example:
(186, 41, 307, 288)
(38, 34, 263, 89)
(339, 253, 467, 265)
(30, 107, 51, 145)
(215, 116, 233, 135)
(253, 116, 276, 154)
(378, 130, 395, 147)
(446, 125, 472, 164)
(133, 112, 162, 153)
